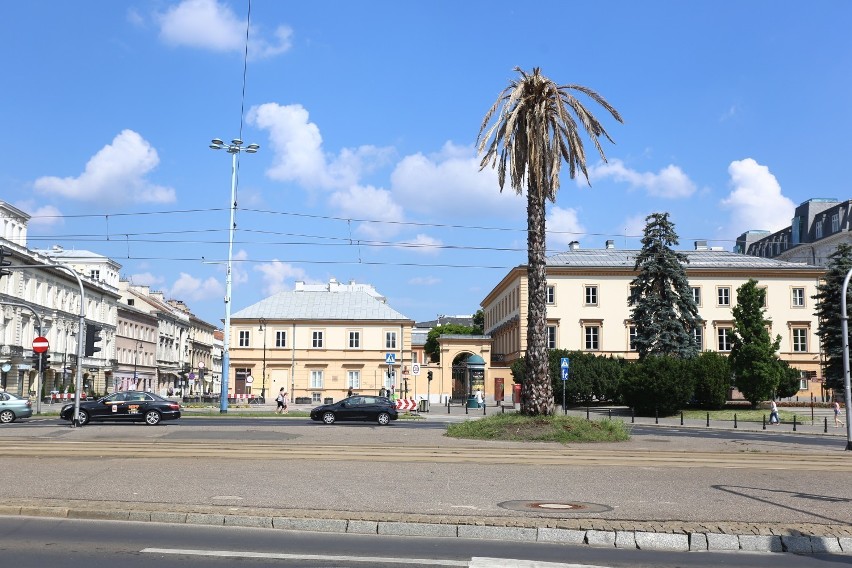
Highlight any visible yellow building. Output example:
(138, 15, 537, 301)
(481, 242, 828, 400)
(228, 279, 414, 404)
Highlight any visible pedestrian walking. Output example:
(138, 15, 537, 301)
(474, 388, 484, 408)
(834, 401, 845, 427)
(769, 400, 779, 425)
(275, 388, 287, 414)
(347, 386, 353, 398)
(379, 387, 387, 398)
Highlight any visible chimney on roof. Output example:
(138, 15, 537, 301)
(605, 239, 615, 249)
(694, 240, 708, 251)
(568, 241, 580, 251)
(295, 281, 305, 291)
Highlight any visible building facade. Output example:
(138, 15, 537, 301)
(229, 279, 415, 403)
(481, 242, 827, 399)
(736, 198, 852, 266)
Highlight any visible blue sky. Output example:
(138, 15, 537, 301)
(3, 0, 850, 327)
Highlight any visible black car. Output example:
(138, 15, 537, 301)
(310, 395, 398, 425)
(59, 391, 181, 426)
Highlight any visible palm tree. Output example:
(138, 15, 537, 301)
(477, 67, 622, 415)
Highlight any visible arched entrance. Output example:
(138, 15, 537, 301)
(450, 352, 472, 400)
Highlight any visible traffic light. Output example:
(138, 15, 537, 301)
(84, 325, 102, 356)
(0, 246, 11, 279)
(427, 370, 433, 381)
(42, 352, 51, 369)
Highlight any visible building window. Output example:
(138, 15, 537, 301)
(691, 287, 701, 306)
(347, 370, 361, 389)
(312, 331, 324, 348)
(584, 285, 598, 306)
(792, 287, 805, 308)
(238, 330, 250, 347)
(693, 327, 703, 350)
(546, 285, 556, 304)
(792, 328, 808, 352)
(547, 325, 557, 349)
(717, 287, 731, 307)
(90, 270, 100, 281)
(127, 298, 135, 307)
(816, 222, 823, 239)
(385, 331, 397, 349)
(799, 371, 809, 391)
(275, 330, 287, 348)
(312, 392, 322, 403)
(310, 370, 324, 388)
(832, 212, 840, 232)
(628, 325, 637, 351)
(348, 331, 361, 349)
(717, 327, 732, 351)
(411, 352, 419, 364)
(584, 325, 600, 350)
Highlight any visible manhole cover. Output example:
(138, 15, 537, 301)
(497, 500, 612, 514)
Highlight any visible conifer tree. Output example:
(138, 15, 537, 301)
(629, 212, 700, 358)
(729, 279, 783, 406)
(814, 243, 852, 391)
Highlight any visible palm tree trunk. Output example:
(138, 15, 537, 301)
(523, 188, 553, 415)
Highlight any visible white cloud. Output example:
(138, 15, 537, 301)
(33, 130, 175, 204)
(397, 234, 443, 255)
(390, 142, 526, 218)
(129, 272, 165, 287)
(232, 249, 249, 285)
(254, 260, 309, 296)
(587, 159, 696, 198)
(249, 102, 392, 190)
(13, 203, 64, 228)
(169, 272, 224, 302)
(328, 185, 405, 239)
(720, 158, 795, 237)
(408, 276, 441, 286)
(156, 0, 292, 59)
(546, 206, 586, 250)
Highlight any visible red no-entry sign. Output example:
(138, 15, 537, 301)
(32, 336, 49, 353)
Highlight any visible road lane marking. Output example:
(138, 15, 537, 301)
(472, 560, 612, 568)
(141, 547, 468, 566)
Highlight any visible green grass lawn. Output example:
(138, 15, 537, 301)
(446, 413, 630, 444)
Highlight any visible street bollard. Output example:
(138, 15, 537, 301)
(631, 407, 635, 423)
(483, 401, 486, 416)
(793, 415, 797, 432)
(706, 412, 709, 427)
(825, 416, 828, 433)
(734, 413, 737, 429)
(680, 411, 683, 426)
(447, 399, 450, 414)
(586, 406, 590, 420)
(608, 409, 612, 419)
(763, 415, 766, 430)
(501, 404, 505, 414)
(655, 408, 658, 425)
(465, 401, 468, 415)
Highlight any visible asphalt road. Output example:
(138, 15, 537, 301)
(0, 415, 850, 528)
(0, 516, 843, 568)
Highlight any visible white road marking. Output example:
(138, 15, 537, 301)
(141, 547, 468, 566)
(141, 549, 614, 567)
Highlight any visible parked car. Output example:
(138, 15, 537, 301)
(310, 395, 398, 425)
(59, 391, 181, 426)
(0, 392, 33, 423)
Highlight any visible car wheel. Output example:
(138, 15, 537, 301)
(322, 411, 336, 425)
(144, 410, 162, 426)
(377, 412, 390, 426)
(0, 410, 15, 424)
(77, 410, 89, 426)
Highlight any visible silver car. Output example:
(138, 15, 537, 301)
(0, 392, 33, 423)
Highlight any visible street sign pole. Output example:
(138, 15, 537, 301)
(560, 357, 570, 416)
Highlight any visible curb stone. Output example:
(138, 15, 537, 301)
(4, 505, 852, 556)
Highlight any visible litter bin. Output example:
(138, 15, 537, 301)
(418, 399, 429, 412)
(467, 396, 480, 409)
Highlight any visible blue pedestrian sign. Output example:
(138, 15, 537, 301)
(560, 357, 570, 381)
(385, 353, 396, 365)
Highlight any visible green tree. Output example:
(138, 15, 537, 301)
(775, 359, 803, 399)
(814, 243, 852, 391)
(424, 323, 478, 363)
(472, 310, 484, 335)
(620, 356, 694, 416)
(628, 213, 700, 359)
(689, 351, 730, 409)
(729, 279, 783, 406)
(477, 67, 622, 415)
